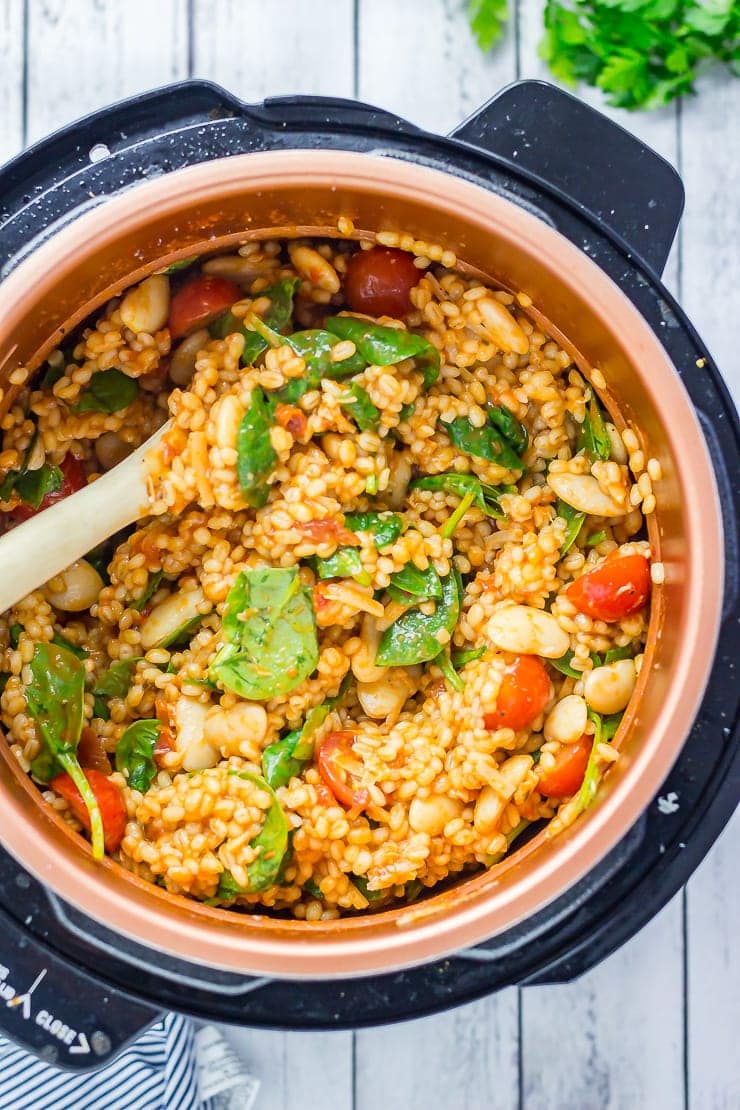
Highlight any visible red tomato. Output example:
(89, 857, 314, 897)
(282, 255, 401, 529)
(50, 768, 127, 853)
(483, 655, 551, 732)
(168, 275, 241, 340)
(11, 452, 85, 522)
(565, 554, 651, 622)
(344, 246, 420, 318)
(317, 731, 370, 809)
(538, 735, 592, 798)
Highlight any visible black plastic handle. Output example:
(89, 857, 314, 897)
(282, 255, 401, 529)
(449, 80, 684, 278)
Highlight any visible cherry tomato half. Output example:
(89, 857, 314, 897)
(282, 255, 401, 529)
(50, 768, 127, 853)
(11, 452, 85, 522)
(537, 735, 592, 798)
(168, 275, 241, 340)
(317, 730, 370, 809)
(565, 553, 651, 622)
(483, 655, 551, 732)
(344, 246, 420, 318)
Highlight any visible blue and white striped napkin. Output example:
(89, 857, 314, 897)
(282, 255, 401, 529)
(0, 1013, 259, 1110)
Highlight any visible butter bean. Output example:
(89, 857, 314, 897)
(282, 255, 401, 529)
(584, 659, 637, 715)
(486, 605, 570, 659)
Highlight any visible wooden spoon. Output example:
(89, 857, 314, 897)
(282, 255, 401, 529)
(0, 423, 169, 614)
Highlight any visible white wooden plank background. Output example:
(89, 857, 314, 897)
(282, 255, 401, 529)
(0, 2, 737, 1107)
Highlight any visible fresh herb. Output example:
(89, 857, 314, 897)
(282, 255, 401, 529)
(352, 874, 386, 903)
(310, 547, 371, 587)
(339, 382, 380, 431)
(325, 316, 441, 388)
(387, 562, 443, 603)
(9, 624, 22, 649)
(399, 402, 416, 422)
(0, 460, 63, 510)
(130, 570, 163, 612)
(93, 658, 139, 706)
(216, 773, 289, 896)
(213, 277, 301, 365)
(114, 719, 161, 793)
(236, 387, 278, 508)
(540, 0, 740, 111)
(25, 643, 104, 859)
(586, 529, 607, 547)
(468, 0, 509, 50)
(262, 675, 350, 789)
(376, 570, 462, 667)
(210, 567, 319, 700)
(303, 879, 323, 900)
(73, 368, 138, 414)
(410, 472, 508, 520)
(442, 414, 524, 471)
(487, 404, 528, 454)
(577, 396, 611, 461)
(434, 648, 465, 692)
(451, 645, 487, 668)
(550, 650, 582, 679)
(51, 632, 88, 660)
(165, 256, 199, 273)
(344, 511, 404, 549)
(603, 645, 633, 664)
(556, 499, 586, 554)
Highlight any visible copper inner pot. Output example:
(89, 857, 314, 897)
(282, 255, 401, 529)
(0, 151, 723, 978)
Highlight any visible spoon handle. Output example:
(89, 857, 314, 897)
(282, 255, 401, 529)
(0, 430, 162, 615)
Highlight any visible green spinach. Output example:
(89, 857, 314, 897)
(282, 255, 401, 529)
(344, 511, 405, 549)
(210, 567, 319, 700)
(325, 316, 440, 387)
(73, 368, 138, 414)
(442, 414, 525, 471)
(410, 472, 508, 520)
(556, 498, 586, 554)
(114, 718, 161, 792)
(376, 569, 462, 667)
(216, 772, 289, 896)
(387, 562, 442, 603)
(262, 675, 350, 789)
(25, 643, 105, 859)
(451, 645, 487, 668)
(310, 547, 371, 587)
(51, 632, 88, 660)
(487, 403, 528, 454)
(434, 648, 465, 692)
(577, 396, 611, 461)
(339, 383, 380, 431)
(236, 387, 278, 508)
(130, 570, 164, 612)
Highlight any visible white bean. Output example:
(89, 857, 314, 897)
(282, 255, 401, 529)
(474, 755, 533, 834)
(386, 451, 412, 510)
(477, 296, 530, 354)
(408, 794, 463, 836)
(46, 559, 103, 612)
(210, 392, 244, 451)
(94, 432, 133, 471)
(351, 614, 388, 683)
(357, 668, 416, 723)
(169, 328, 210, 387)
(605, 422, 628, 464)
(544, 694, 588, 745)
(140, 586, 210, 650)
(174, 697, 218, 771)
(204, 702, 268, 757)
(486, 605, 570, 659)
(202, 255, 265, 285)
(548, 471, 625, 517)
(119, 274, 170, 335)
(288, 244, 340, 293)
(584, 659, 637, 715)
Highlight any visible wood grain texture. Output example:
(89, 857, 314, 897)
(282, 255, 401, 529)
(0, 0, 24, 160)
(191, 0, 354, 100)
(24, 0, 188, 144)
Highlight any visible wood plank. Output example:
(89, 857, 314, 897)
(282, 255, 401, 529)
(521, 898, 685, 1109)
(355, 990, 519, 1110)
(357, 0, 517, 134)
(686, 811, 740, 1110)
(191, 0, 355, 100)
(355, 7, 521, 1107)
(25, 0, 188, 144)
(0, 0, 24, 161)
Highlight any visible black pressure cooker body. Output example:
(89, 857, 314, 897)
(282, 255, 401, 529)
(0, 80, 737, 1070)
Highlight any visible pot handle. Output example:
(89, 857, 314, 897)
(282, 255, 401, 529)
(449, 80, 684, 278)
(0, 903, 160, 1071)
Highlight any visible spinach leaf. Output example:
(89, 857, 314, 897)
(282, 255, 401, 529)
(601, 711, 623, 742)
(213, 277, 301, 366)
(325, 316, 440, 387)
(410, 472, 508, 520)
(25, 643, 104, 859)
(248, 320, 366, 399)
(114, 718, 160, 792)
(399, 402, 416, 422)
(352, 874, 386, 903)
(586, 529, 606, 547)
(236, 387, 278, 508)
(339, 382, 380, 431)
(210, 567, 319, 700)
(262, 675, 350, 788)
(434, 648, 465, 692)
(556, 498, 586, 554)
(94, 658, 139, 702)
(51, 632, 88, 660)
(165, 255, 199, 273)
(216, 772, 289, 895)
(303, 879, 323, 900)
(577, 397, 611, 461)
(310, 547, 371, 587)
(550, 650, 582, 679)
(388, 562, 442, 602)
(603, 645, 633, 665)
(1, 462, 63, 509)
(74, 368, 138, 414)
(157, 614, 205, 650)
(451, 645, 487, 668)
(344, 511, 404, 550)
(376, 569, 462, 667)
(442, 415, 524, 471)
(130, 570, 163, 612)
(9, 624, 22, 649)
(487, 404, 528, 454)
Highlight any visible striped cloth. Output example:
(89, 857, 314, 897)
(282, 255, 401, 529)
(0, 1012, 212, 1110)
